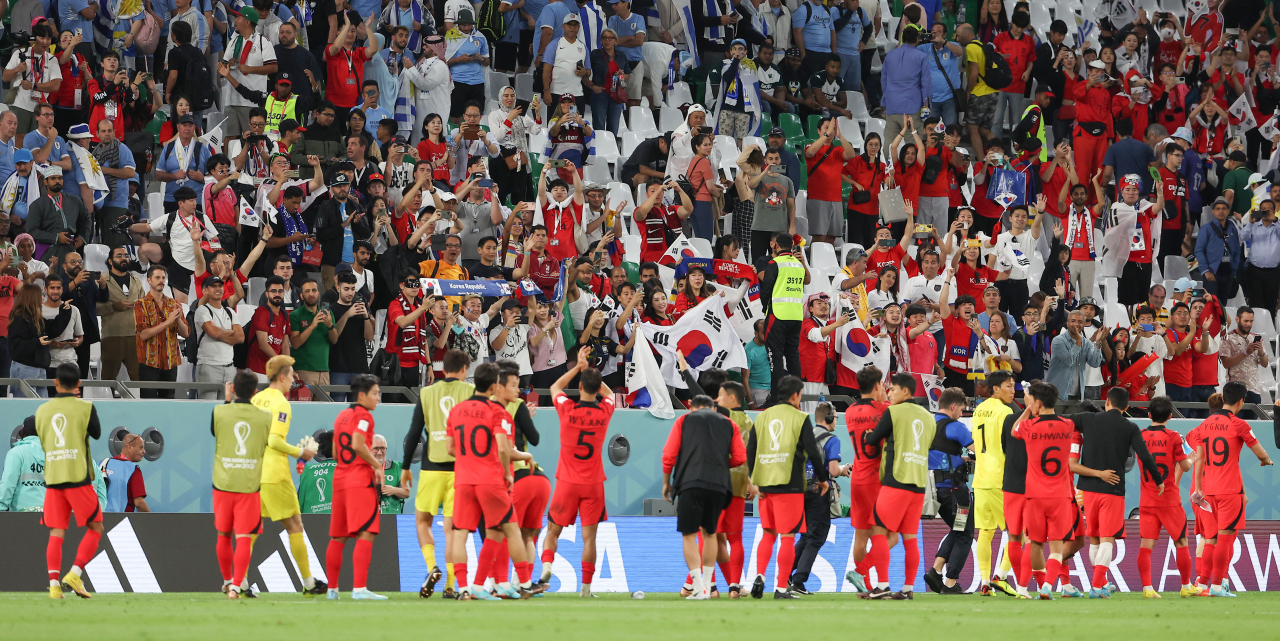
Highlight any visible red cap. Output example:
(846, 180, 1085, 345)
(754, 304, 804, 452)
(368, 173, 386, 183)
(559, 93, 576, 103)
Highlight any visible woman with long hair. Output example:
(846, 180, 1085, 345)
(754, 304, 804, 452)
(867, 264, 901, 310)
(642, 288, 673, 325)
(1052, 48, 1081, 143)
(687, 133, 723, 241)
(671, 264, 717, 320)
(951, 240, 1009, 300)
(8, 283, 57, 396)
(983, 312, 1022, 375)
(1098, 46, 1121, 85)
(978, 0, 1008, 43)
(159, 95, 203, 145)
(732, 146, 765, 259)
(844, 132, 886, 247)
(890, 120, 925, 214)
(487, 86, 541, 205)
(414, 113, 455, 192)
(528, 297, 569, 394)
(347, 108, 378, 158)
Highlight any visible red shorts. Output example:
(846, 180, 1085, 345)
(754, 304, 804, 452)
(1209, 494, 1246, 532)
(329, 484, 382, 538)
(548, 480, 607, 528)
(758, 492, 805, 534)
(512, 474, 551, 530)
(716, 495, 746, 534)
(42, 485, 103, 530)
(213, 489, 262, 536)
(873, 486, 924, 535)
(1139, 504, 1188, 541)
(454, 483, 514, 533)
(1003, 492, 1026, 536)
(1083, 491, 1126, 539)
(1193, 501, 1218, 538)
(1024, 496, 1079, 543)
(849, 481, 881, 530)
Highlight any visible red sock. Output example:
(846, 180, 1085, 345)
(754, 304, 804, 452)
(1045, 558, 1062, 588)
(476, 539, 500, 587)
(776, 535, 795, 589)
(493, 543, 510, 583)
(1032, 570, 1047, 588)
(232, 537, 253, 587)
(325, 539, 345, 589)
(582, 561, 596, 586)
(73, 529, 101, 568)
(540, 548, 555, 564)
(724, 531, 744, 585)
(1198, 543, 1216, 585)
(1212, 534, 1236, 585)
(1018, 544, 1032, 588)
(515, 561, 532, 584)
(456, 562, 469, 589)
(1059, 555, 1072, 586)
(757, 531, 777, 579)
(352, 539, 372, 590)
(870, 534, 889, 586)
(903, 537, 919, 587)
(1176, 546, 1192, 585)
(216, 535, 234, 582)
(1092, 561, 1109, 589)
(47, 535, 63, 582)
(1137, 547, 1153, 587)
(684, 572, 693, 586)
(1006, 542, 1023, 586)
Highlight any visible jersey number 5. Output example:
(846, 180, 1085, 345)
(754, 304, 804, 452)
(574, 430, 596, 460)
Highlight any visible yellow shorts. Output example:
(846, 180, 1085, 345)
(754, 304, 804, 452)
(260, 480, 301, 521)
(974, 487, 1006, 531)
(415, 470, 455, 517)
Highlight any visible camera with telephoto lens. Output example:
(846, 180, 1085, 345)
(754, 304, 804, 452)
(0, 31, 35, 52)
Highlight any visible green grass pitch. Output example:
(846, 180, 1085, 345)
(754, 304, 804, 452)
(2, 592, 1278, 640)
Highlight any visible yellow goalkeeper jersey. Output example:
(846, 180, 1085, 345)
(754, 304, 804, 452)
(252, 387, 302, 485)
(970, 397, 1012, 490)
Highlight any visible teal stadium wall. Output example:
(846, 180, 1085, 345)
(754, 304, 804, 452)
(1, 400, 1277, 518)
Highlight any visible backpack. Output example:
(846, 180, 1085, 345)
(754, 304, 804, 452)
(183, 49, 217, 111)
(979, 41, 1014, 91)
(184, 303, 233, 367)
(135, 1, 162, 55)
(477, 0, 508, 42)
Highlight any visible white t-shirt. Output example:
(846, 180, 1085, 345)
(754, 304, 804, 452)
(223, 32, 278, 109)
(444, 0, 472, 25)
(6, 48, 62, 114)
(350, 266, 375, 298)
(42, 303, 83, 367)
(904, 273, 956, 333)
(146, 211, 219, 270)
(1132, 333, 1168, 397)
(195, 303, 238, 366)
(867, 288, 901, 311)
(489, 323, 532, 375)
(985, 336, 1021, 374)
(990, 227, 1035, 281)
(581, 206, 607, 245)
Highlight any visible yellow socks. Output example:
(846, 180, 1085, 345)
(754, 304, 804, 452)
(422, 544, 436, 568)
(289, 532, 311, 580)
(446, 562, 456, 589)
(977, 529, 995, 581)
(999, 539, 1013, 575)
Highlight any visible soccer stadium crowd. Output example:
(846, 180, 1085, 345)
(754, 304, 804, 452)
(4, 0, 1280, 604)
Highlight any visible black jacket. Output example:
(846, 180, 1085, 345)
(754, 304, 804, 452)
(59, 269, 110, 344)
(1067, 408, 1163, 496)
(313, 197, 372, 266)
(9, 309, 72, 369)
(668, 408, 740, 496)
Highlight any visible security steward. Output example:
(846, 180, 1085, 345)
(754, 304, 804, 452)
(759, 232, 812, 397)
(924, 387, 976, 595)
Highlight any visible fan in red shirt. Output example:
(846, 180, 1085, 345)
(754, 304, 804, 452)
(323, 375, 387, 599)
(936, 270, 980, 394)
(1158, 146, 1189, 263)
(1191, 382, 1273, 596)
(993, 15, 1036, 96)
(539, 347, 616, 597)
(324, 12, 379, 110)
(891, 126, 925, 213)
(512, 227, 565, 298)
(951, 241, 1009, 301)
(1162, 302, 1208, 400)
(446, 362, 543, 599)
(1135, 397, 1196, 597)
(1073, 63, 1116, 206)
(536, 162, 586, 261)
(247, 278, 291, 378)
(864, 219, 912, 281)
(635, 180, 693, 263)
(1011, 381, 1080, 600)
(842, 367, 890, 592)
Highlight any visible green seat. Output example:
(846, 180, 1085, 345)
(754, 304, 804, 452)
(805, 114, 823, 143)
(145, 113, 166, 145)
(794, 156, 808, 191)
(757, 113, 773, 137)
(779, 113, 805, 150)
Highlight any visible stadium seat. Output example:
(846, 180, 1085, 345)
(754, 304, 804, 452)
(758, 113, 773, 136)
(848, 91, 871, 124)
(794, 216, 810, 244)
(779, 113, 805, 149)
(623, 235, 641, 263)
(607, 181, 637, 212)
(584, 161, 612, 185)
(621, 131, 643, 157)
(866, 118, 886, 141)
(1029, 2, 1052, 34)
(529, 129, 550, 158)
(629, 106, 660, 137)
(714, 135, 738, 162)
(515, 72, 534, 101)
(688, 237, 713, 258)
(146, 192, 163, 220)
(667, 81, 694, 108)
(837, 117, 862, 148)
(805, 114, 823, 141)
(1254, 308, 1277, 337)
(810, 242, 838, 271)
(660, 105, 684, 132)
(742, 135, 765, 151)
(1163, 255, 1190, 281)
(594, 132, 620, 165)
(804, 269, 830, 297)
(486, 69, 510, 100)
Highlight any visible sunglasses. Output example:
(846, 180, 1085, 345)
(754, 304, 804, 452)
(403, 281, 421, 288)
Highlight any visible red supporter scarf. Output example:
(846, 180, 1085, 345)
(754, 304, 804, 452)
(712, 259, 756, 284)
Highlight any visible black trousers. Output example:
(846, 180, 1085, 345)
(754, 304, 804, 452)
(765, 316, 802, 395)
(994, 278, 1029, 320)
(847, 210, 880, 249)
(934, 483, 974, 581)
(750, 230, 775, 265)
(943, 368, 974, 397)
(1204, 260, 1239, 302)
(1244, 263, 1280, 315)
(790, 490, 832, 587)
(1158, 226, 1185, 266)
(139, 364, 177, 399)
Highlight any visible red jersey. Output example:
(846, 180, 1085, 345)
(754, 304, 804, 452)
(1190, 329, 1219, 386)
(954, 262, 997, 300)
(333, 405, 379, 489)
(1159, 166, 1187, 230)
(324, 46, 372, 109)
(993, 31, 1036, 94)
(639, 204, 681, 263)
(799, 317, 835, 383)
(846, 399, 888, 485)
(1163, 328, 1193, 387)
(866, 245, 904, 279)
(971, 163, 1002, 219)
(52, 51, 89, 110)
(1185, 13, 1223, 56)
(895, 161, 924, 211)
(919, 146, 952, 198)
(542, 200, 582, 262)
(552, 392, 615, 484)
(1205, 69, 1243, 107)
(1012, 415, 1079, 499)
(942, 315, 977, 374)
(247, 306, 289, 374)
(449, 396, 514, 485)
(1156, 40, 1182, 69)
(1127, 202, 1158, 264)
(1193, 114, 1227, 156)
(515, 251, 562, 295)
(1197, 411, 1259, 496)
(1139, 425, 1187, 507)
(1042, 164, 1068, 219)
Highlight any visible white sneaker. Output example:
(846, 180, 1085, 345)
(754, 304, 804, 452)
(686, 589, 711, 600)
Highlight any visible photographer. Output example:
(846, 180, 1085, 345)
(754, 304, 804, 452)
(225, 106, 276, 182)
(327, 271, 375, 401)
(923, 387, 975, 595)
(788, 401, 845, 595)
(2, 22, 62, 148)
(57, 251, 109, 378)
(27, 165, 91, 267)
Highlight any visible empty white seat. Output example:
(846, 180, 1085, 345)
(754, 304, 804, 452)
(623, 235, 641, 264)
(1163, 255, 1190, 281)
(528, 129, 550, 157)
(794, 216, 810, 244)
(847, 92, 871, 124)
(714, 135, 738, 161)
(810, 242, 838, 271)
(486, 69, 511, 100)
(583, 161, 612, 185)
(1253, 308, 1277, 337)
(514, 73, 534, 101)
(666, 82, 694, 108)
(866, 118, 886, 141)
(688, 237, 714, 258)
(146, 192, 164, 221)
(628, 106, 659, 137)
(593, 132, 620, 164)
(616, 114, 631, 138)
(660, 106, 685, 132)
(606, 181, 637, 212)
(620, 131, 643, 157)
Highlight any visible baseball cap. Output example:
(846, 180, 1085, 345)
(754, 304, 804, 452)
(329, 173, 351, 187)
(501, 298, 524, 311)
(1079, 296, 1100, 310)
(1248, 172, 1267, 186)
(786, 47, 802, 59)
(562, 13, 580, 24)
(177, 113, 197, 125)
(13, 149, 32, 163)
(1173, 277, 1195, 293)
(66, 123, 92, 139)
(1213, 196, 1231, 208)
(730, 38, 748, 49)
(768, 127, 785, 137)
(229, 6, 260, 25)
(279, 118, 306, 133)
(1229, 150, 1248, 163)
(560, 93, 577, 103)
(1088, 60, 1106, 70)
(204, 275, 225, 288)
(457, 8, 477, 24)
(438, 191, 458, 202)
(277, 73, 293, 85)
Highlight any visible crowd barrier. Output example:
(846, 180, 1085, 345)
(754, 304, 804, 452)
(1, 399, 1278, 518)
(4, 514, 1280, 593)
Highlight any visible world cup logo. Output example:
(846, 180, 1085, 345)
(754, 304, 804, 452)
(233, 421, 252, 456)
(911, 419, 925, 452)
(51, 414, 68, 448)
(316, 477, 328, 502)
(768, 419, 784, 452)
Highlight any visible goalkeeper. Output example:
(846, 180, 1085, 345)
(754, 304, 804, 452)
(251, 355, 327, 596)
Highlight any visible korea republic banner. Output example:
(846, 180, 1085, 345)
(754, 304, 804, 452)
(639, 295, 747, 389)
